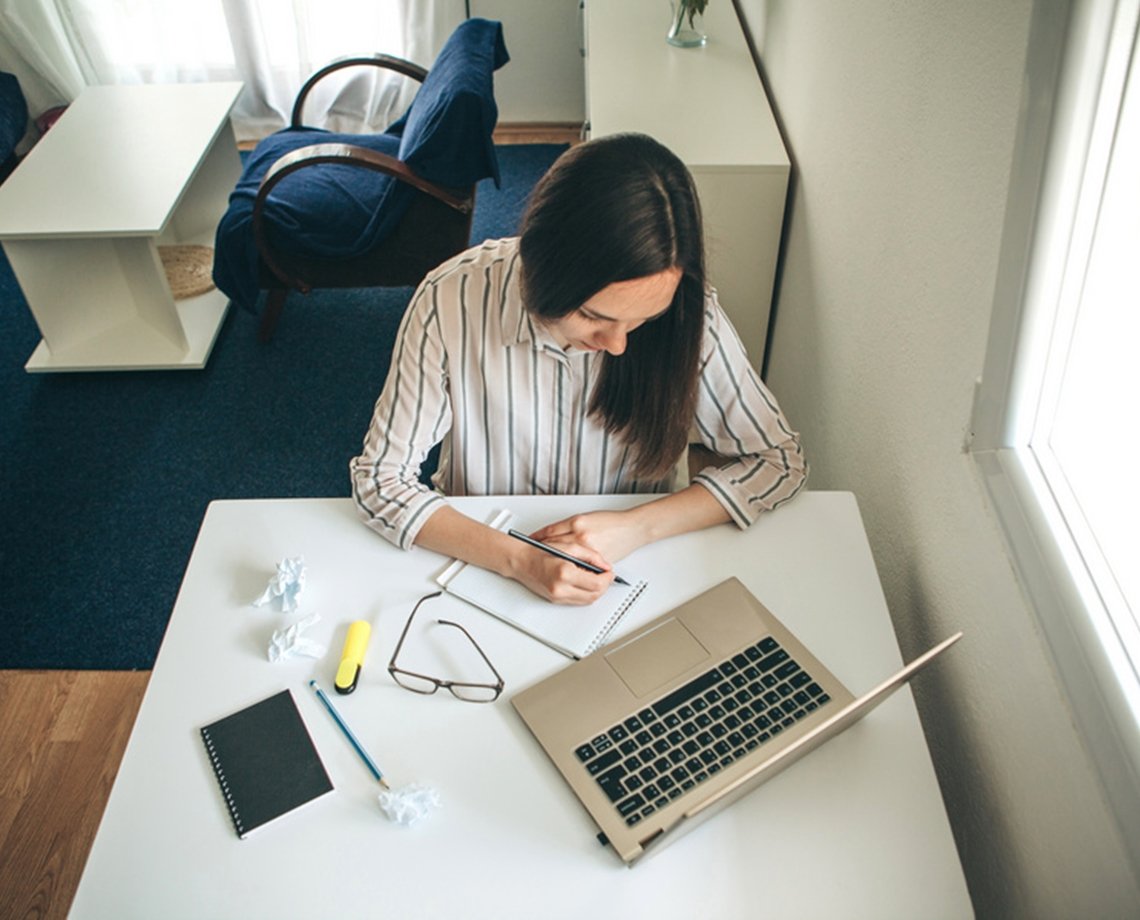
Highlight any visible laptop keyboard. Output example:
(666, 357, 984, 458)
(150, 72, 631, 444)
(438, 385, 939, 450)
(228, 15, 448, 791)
(573, 636, 832, 827)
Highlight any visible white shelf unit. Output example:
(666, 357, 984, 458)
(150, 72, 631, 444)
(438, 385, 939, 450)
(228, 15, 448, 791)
(0, 83, 243, 373)
(584, 0, 788, 369)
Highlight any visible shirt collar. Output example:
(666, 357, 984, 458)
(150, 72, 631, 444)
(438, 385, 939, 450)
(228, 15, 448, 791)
(499, 242, 567, 358)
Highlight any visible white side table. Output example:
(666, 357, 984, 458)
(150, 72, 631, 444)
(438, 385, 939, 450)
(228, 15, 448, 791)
(0, 82, 243, 373)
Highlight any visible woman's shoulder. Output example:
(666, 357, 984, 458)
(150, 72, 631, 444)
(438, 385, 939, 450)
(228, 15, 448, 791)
(699, 286, 754, 368)
(700, 286, 734, 340)
(406, 238, 522, 334)
(425, 237, 521, 287)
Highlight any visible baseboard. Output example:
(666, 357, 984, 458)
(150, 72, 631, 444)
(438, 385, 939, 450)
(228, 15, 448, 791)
(237, 122, 583, 153)
(493, 122, 583, 145)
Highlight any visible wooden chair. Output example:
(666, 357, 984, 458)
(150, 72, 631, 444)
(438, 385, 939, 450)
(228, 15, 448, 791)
(212, 19, 508, 341)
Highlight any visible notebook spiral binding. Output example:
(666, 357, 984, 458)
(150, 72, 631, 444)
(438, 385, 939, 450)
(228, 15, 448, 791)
(585, 579, 648, 655)
(201, 727, 245, 837)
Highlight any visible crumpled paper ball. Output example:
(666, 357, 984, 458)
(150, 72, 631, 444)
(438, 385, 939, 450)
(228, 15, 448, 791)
(267, 612, 326, 663)
(253, 556, 306, 612)
(378, 783, 442, 827)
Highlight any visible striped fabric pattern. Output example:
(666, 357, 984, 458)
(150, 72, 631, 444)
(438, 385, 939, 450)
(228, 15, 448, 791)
(351, 238, 807, 549)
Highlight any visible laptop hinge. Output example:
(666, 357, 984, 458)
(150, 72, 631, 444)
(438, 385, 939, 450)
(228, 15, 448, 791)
(637, 827, 666, 850)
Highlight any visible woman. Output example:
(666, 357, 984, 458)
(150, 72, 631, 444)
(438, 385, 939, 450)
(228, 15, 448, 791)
(351, 133, 806, 604)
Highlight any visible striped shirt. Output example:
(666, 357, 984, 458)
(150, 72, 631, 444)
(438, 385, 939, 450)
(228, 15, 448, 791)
(350, 238, 807, 549)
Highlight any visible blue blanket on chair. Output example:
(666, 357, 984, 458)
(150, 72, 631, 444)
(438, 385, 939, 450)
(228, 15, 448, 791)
(213, 18, 509, 312)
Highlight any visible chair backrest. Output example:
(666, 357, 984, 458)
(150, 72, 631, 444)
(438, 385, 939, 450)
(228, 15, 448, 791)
(391, 17, 509, 190)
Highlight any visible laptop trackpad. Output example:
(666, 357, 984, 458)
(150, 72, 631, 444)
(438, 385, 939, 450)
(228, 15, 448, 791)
(604, 617, 710, 698)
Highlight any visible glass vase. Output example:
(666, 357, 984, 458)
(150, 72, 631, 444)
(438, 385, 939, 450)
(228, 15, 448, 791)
(667, 1, 707, 48)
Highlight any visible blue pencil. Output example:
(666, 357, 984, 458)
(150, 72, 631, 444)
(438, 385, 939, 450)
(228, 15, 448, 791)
(309, 679, 390, 789)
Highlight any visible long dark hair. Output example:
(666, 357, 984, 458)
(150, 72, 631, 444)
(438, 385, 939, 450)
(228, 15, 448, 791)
(518, 133, 706, 478)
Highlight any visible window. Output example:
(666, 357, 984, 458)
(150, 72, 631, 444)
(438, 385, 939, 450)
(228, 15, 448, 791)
(1, 0, 431, 140)
(72, 0, 405, 78)
(971, 0, 1140, 870)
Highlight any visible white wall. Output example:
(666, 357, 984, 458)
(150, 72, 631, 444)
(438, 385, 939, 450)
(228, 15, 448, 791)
(472, 0, 585, 122)
(737, 0, 1140, 915)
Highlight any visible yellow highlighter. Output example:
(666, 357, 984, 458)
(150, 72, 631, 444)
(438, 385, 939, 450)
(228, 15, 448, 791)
(334, 620, 371, 694)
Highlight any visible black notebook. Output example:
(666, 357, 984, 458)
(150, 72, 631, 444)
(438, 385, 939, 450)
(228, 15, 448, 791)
(200, 689, 334, 838)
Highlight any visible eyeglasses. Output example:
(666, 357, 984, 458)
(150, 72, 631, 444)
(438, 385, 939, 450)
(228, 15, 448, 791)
(387, 591, 505, 703)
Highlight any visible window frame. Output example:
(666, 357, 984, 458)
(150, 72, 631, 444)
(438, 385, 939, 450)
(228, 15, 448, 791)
(970, 0, 1140, 872)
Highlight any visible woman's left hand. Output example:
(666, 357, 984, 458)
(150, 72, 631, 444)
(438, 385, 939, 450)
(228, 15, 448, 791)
(530, 486, 735, 566)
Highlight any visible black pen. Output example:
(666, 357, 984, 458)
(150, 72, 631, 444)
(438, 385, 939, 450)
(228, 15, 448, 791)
(507, 529, 631, 586)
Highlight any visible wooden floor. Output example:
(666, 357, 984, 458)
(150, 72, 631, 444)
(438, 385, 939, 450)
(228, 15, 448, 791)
(0, 124, 576, 920)
(0, 670, 148, 919)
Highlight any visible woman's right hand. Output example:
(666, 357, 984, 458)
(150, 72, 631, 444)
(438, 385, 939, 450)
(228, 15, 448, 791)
(414, 504, 615, 606)
(506, 537, 616, 605)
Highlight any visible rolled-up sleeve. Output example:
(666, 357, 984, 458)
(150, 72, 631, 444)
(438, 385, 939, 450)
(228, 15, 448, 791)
(690, 291, 808, 527)
(350, 282, 450, 549)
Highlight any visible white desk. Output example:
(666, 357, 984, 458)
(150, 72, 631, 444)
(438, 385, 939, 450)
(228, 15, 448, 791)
(0, 83, 242, 373)
(71, 493, 971, 918)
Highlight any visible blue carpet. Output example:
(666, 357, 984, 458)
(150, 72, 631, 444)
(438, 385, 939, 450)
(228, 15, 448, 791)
(0, 143, 566, 669)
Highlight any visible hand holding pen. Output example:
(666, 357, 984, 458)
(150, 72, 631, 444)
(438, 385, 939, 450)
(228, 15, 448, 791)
(508, 529, 630, 587)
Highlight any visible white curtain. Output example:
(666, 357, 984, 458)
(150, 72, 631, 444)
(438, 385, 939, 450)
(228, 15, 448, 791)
(0, 0, 464, 142)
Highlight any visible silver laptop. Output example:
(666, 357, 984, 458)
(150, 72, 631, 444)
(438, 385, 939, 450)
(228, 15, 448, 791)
(511, 576, 961, 865)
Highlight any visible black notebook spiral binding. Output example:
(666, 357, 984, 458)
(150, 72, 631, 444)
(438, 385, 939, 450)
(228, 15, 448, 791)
(200, 689, 334, 838)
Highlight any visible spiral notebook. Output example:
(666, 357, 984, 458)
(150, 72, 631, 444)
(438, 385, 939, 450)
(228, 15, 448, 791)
(200, 689, 334, 839)
(437, 510, 648, 659)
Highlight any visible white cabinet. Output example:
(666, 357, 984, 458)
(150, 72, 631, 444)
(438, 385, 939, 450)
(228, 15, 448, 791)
(584, 0, 788, 370)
